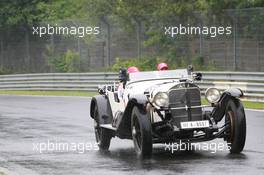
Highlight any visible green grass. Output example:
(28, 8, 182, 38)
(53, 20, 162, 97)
(202, 98, 264, 110)
(241, 101, 264, 110)
(0, 90, 263, 110)
(0, 90, 97, 97)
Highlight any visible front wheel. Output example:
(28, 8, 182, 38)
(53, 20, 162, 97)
(225, 99, 246, 154)
(131, 106, 153, 158)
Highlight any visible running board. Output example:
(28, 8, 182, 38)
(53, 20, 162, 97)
(100, 124, 117, 131)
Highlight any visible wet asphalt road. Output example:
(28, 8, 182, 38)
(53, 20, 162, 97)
(0, 95, 263, 175)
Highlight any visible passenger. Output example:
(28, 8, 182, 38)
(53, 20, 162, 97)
(127, 66, 139, 73)
(157, 62, 168, 71)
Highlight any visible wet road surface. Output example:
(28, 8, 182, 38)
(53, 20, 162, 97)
(0, 95, 263, 175)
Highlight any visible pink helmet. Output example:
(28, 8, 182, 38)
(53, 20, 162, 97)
(127, 66, 139, 73)
(157, 63, 168, 71)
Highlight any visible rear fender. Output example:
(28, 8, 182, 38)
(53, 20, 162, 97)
(90, 95, 113, 124)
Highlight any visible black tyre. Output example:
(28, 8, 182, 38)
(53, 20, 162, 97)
(225, 99, 246, 154)
(131, 106, 153, 158)
(94, 104, 112, 150)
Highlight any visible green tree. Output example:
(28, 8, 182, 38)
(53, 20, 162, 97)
(47, 49, 80, 73)
(0, 0, 48, 27)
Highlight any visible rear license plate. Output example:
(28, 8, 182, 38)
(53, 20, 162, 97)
(180, 120, 210, 129)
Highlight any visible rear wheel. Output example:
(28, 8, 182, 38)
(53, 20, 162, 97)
(94, 105, 112, 150)
(131, 106, 153, 158)
(225, 99, 246, 154)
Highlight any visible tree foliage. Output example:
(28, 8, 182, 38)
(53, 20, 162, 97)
(1, 0, 263, 27)
(0, 0, 48, 27)
(46, 46, 81, 73)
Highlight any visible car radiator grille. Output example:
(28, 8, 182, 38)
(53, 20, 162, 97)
(169, 87, 202, 127)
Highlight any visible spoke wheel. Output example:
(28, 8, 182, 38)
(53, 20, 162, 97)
(224, 99, 246, 154)
(225, 110, 234, 144)
(132, 115, 142, 150)
(131, 106, 152, 158)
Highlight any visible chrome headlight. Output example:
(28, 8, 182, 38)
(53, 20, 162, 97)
(153, 92, 169, 107)
(205, 88, 221, 103)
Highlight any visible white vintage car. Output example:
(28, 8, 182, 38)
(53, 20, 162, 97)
(90, 67, 246, 158)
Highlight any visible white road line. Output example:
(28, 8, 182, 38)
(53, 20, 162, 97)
(0, 94, 262, 112)
(246, 109, 264, 112)
(0, 94, 91, 99)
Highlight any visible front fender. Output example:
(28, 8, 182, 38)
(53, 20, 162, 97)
(211, 88, 243, 123)
(115, 95, 148, 139)
(129, 94, 148, 104)
(225, 88, 243, 98)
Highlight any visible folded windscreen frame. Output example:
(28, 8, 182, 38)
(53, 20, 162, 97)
(128, 69, 189, 84)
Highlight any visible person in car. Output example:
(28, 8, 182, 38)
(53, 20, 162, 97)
(157, 62, 168, 71)
(127, 66, 139, 74)
(118, 66, 139, 101)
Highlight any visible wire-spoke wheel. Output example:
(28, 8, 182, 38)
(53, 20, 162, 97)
(225, 99, 246, 154)
(131, 106, 152, 158)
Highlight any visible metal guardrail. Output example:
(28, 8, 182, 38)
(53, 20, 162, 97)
(198, 72, 264, 102)
(0, 72, 263, 102)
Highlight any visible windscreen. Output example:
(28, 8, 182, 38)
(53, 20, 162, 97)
(128, 69, 189, 83)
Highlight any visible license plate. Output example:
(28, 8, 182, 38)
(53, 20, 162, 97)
(180, 120, 210, 129)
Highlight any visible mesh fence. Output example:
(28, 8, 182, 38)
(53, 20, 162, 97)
(0, 8, 263, 73)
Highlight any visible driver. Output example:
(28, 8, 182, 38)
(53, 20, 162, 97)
(117, 66, 139, 101)
(157, 62, 168, 71)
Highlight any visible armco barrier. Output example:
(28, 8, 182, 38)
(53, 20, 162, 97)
(198, 72, 264, 102)
(0, 72, 263, 102)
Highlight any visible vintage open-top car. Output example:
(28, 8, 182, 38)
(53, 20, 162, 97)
(90, 67, 246, 157)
